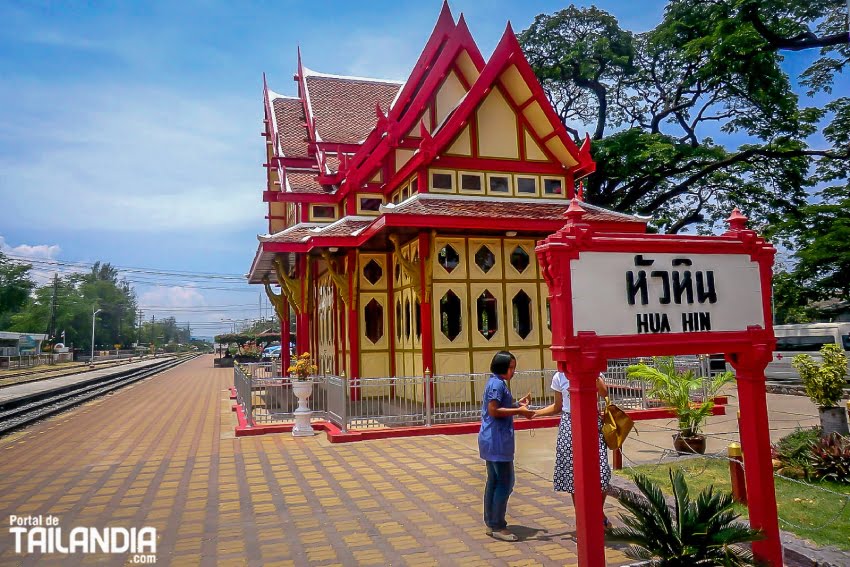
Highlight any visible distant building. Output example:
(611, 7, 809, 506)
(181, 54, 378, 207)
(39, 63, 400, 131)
(0, 332, 48, 357)
(246, 4, 646, 383)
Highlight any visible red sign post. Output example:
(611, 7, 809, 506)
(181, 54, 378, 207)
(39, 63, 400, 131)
(536, 201, 782, 566)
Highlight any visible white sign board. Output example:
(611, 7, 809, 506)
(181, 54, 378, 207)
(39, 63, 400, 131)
(570, 252, 765, 337)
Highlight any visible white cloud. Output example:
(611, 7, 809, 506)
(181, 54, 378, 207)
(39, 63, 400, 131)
(0, 236, 65, 285)
(0, 236, 61, 260)
(0, 81, 265, 233)
(139, 285, 207, 309)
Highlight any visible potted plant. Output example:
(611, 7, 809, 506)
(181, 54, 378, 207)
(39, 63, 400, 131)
(288, 352, 318, 437)
(627, 357, 735, 454)
(607, 469, 762, 566)
(792, 343, 849, 435)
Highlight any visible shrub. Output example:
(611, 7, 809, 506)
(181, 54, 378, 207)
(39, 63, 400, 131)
(772, 427, 822, 480)
(626, 357, 734, 437)
(608, 469, 762, 565)
(809, 433, 850, 484)
(792, 344, 848, 408)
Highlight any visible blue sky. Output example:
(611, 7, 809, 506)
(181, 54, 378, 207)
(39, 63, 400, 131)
(0, 1, 841, 337)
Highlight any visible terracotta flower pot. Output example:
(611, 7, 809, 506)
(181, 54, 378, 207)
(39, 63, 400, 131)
(673, 433, 706, 454)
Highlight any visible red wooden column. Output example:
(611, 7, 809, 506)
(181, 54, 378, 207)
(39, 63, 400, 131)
(280, 297, 290, 374)
(418, 231, 434, 390)
(729, 345, 783, 565)
(346, 250, 360, 400)
(565, 353, 608, 567)
(295, 255, 310, 356)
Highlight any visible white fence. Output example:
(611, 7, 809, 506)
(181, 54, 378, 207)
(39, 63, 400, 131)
(234, 356, 715, 432)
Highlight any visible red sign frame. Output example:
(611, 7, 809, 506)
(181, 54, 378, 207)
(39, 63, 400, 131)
(536, 202, 782, 566)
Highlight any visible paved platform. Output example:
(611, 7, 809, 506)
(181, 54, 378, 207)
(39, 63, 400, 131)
(0, 355, 831, 566)
(0, 355, 636, 566)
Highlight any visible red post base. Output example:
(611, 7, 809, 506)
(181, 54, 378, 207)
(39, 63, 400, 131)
(728, 443, 747, 505)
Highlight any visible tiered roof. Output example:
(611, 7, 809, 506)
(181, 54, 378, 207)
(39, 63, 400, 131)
(249, 2, 645, 283)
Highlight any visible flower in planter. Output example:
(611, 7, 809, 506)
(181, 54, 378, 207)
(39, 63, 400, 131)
(287, 352, 317, 380)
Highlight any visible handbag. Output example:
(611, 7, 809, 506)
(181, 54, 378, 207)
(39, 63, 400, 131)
(602, 397, 635, 450)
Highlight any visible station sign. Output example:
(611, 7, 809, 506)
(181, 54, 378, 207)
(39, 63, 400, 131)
(571, 252, 765, 337)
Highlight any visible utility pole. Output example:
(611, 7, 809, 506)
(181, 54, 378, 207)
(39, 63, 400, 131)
(46, 273, 58, 340)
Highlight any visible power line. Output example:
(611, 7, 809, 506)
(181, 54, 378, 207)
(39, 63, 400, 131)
(4, 254, 247, 280)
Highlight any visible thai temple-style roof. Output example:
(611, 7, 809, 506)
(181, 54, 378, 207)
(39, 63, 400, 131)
(248, 2, 646, 283)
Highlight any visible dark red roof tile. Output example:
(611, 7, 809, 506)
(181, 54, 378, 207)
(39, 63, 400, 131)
(385, 197, 644, 224)
(305, 74, 401, 144)
(272, 97, 309, 158)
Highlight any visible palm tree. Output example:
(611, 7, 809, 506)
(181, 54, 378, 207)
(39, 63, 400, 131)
(607, 469, 763, 566)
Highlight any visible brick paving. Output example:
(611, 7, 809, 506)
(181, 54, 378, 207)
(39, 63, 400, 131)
(0, 355, 632, 566)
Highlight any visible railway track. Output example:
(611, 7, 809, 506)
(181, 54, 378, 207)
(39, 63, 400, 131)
(0, 355, 197, 436)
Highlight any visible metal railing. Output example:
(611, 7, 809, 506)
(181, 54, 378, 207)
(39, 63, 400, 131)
(233, 356, 717, 432)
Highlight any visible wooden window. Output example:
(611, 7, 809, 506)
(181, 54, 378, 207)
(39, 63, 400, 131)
(401, 184, 410, 201)
(515, 176, 538, 196)
(430, 170, 455, 193)
(460, 172, 484, 193)
(487, 173, 511, 195)
(543, 177, 565, 196)
(359, 196, 383, 213)
(310, 205, 336, 221)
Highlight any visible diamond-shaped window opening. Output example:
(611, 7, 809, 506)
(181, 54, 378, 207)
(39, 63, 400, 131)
(474, 245, 496, 274)
(512, 290, 533, 339)
(404, 298, 412, 339)
(414, 299, 422, 339)
(438, 244, 460, 274)
(439, 290, 462, 341)
(510, 246, 530, 273)
(363, 259, 383, 285)
(396, 300, 403, 340)
(477, 290, 498, 340)
(364, 299, 384, 344)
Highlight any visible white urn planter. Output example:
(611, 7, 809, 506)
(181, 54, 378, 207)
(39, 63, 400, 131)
(291, 379, 315, 437)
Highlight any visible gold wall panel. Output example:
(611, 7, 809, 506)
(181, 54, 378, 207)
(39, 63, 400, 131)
(359, 253, 388, 290)
(503, 239, 539, 280)
(434, 351, 472, 404)
(359, 292, 389, 351)
(432, 282, 469, 350)
(505, 282, 539, 348)
(469, 281, 506, 349)
(467, 238, 503, 280)
(433, 236, 468, 280)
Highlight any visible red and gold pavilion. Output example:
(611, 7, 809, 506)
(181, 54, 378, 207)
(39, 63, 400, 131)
(247, 3, 647, 384)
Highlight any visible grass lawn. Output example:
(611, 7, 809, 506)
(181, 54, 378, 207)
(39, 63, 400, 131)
(615, 458, 850, 551)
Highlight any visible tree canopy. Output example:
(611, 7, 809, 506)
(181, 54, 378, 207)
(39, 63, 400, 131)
(519, 0, 849, 319)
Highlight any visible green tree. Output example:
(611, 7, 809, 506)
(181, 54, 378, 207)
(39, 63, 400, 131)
(10, 262, 138, 350)
(519, 1, 849, 234)
(0, 252, 35, 329)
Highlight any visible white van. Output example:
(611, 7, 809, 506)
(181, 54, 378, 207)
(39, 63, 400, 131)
(768, 322, 850, 382)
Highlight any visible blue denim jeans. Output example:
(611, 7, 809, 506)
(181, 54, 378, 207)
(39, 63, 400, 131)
(483, 460, 515, 529)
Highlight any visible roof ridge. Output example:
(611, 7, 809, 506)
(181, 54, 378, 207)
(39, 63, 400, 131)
(301, 65, 404, 85)
(268, 90, 299, 100)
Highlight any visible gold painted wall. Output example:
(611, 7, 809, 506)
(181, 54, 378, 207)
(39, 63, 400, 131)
(358, 252, 390, 383)
(430, 234, 554, 404)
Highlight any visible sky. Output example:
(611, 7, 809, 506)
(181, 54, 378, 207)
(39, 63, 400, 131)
(0, 1, 842, 338)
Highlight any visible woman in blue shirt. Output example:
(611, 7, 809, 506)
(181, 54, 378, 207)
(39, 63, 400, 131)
(478, 351, 533, 541)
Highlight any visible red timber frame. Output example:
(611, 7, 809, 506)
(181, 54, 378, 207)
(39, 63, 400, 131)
(536, 203, 781, 566)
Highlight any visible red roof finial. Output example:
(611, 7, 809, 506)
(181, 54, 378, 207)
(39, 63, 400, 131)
(726, 207, 748, 232)
(564, 198, 587, 222)
(577, 180, 584, 201)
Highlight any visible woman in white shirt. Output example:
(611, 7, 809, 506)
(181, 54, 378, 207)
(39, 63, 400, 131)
(533, 371, 612, 526)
